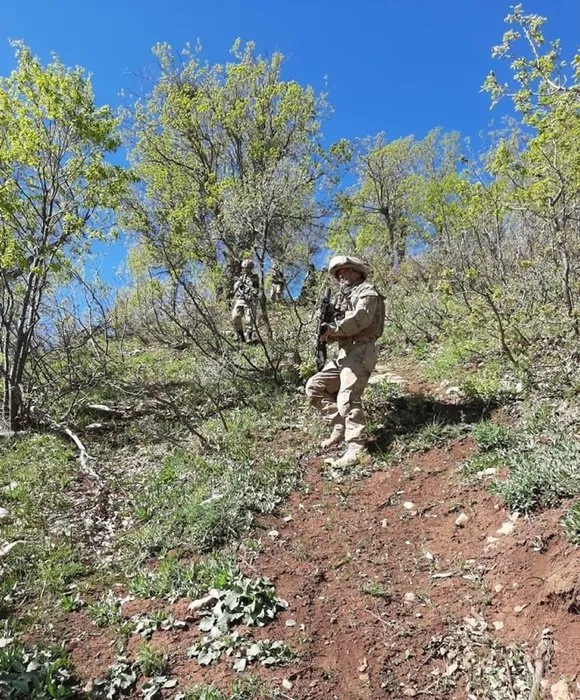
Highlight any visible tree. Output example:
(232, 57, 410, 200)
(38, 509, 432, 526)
(0, 43, 128, 429)
(125, 40, 331, 317)
(484, 5, 580, 333)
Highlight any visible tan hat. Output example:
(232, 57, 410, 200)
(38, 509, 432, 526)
(241, 259, 254, 269)
(328, 255, 368, 279)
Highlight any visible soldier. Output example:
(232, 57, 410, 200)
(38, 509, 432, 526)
(269, 263, 285, 303)
(231, 259, 260, 343)
(299, 262, 318, 305)
(305, 255, 385, 468)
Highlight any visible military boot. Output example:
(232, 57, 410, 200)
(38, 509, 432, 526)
(320, 424, 344, 449)
(332, 443, 369, 470)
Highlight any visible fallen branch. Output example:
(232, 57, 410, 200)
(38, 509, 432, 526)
(31, 407, 102, 484)
(528, 628, 553, 700)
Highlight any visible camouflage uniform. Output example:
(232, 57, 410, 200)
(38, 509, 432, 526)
(269, 264, 285, 303)
(305, 256, 384, 468)
(232, 259, 260, 343)
(299, 263, 318, 305)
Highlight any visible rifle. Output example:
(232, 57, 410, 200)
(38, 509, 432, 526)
(315, 287, 344, 371)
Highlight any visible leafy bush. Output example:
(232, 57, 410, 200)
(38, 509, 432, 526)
(472, 422, 514, 451)
(492, 441, 580, 512)
(0, 642, 78, 699)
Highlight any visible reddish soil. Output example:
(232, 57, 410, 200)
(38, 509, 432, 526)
(60, 373, 580, 699)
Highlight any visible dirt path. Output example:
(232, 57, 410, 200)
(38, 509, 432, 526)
(63, 369, 580, 699)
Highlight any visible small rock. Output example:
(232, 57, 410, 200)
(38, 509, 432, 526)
(0, 507, 8, 519)
(403, 689, 417, 697)
(403, 501, 416, 511)
(494, 584, 504, 593)
(358, 657, 368, 672)
(404, 592, 416, 603)
(282, 679, 293, 690)
(381, 518, 388, 528)
(514, 604, 527, 613)
(415, 612, 423, 618)
(493, 620, 504, 630)
(550, 680, 572, 700)
(267, 529, 279, 539)
(455, 512, 469, 527)
(497, 522, 515, 536)
(285, 619, 296, 627)
(486, 536, 500, 544)
(283, 515, 293, 523)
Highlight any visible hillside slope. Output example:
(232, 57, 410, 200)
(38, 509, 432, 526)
(49, 367, 580, 699)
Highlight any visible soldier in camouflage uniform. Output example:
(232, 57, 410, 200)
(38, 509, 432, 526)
(269, 263, 285, 303)
(232, 259, 260, 343)
(305, 255, 385, 468)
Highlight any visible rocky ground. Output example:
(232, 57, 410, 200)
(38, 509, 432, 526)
(53, 369, 580, 699)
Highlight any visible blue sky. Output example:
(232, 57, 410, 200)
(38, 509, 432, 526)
(1, 1, 578, 280)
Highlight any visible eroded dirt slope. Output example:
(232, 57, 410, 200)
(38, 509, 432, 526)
(61, 370, 580, 699)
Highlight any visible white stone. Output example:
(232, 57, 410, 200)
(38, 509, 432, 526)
(0, 507, 8, 518)
(493, 620, 504, 630)
(550, 680, 572, 700)
(282, 679, 293, 690)
(403, 501, 416, 510)
(404, 592, 416, 603)
(497, 521, 515, 536)
(455, 513, 469, 527)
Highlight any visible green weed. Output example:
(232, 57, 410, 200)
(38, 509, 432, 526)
(492, 440, 580, 513)
(128, 555, 235, 601)
(472, 421, 514, 451)
(0, 642, 78, 699)
(562, 501, 580, 545)
(137, 643, 168, 676)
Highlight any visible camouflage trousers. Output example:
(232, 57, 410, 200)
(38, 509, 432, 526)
(305, 340, 377, 445)
(269, 283, 283, 302)
(231, 299, 258, 334)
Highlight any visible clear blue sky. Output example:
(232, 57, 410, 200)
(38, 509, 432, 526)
(1, 1, 578, 279)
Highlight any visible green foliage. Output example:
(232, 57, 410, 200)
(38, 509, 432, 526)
(196, 572, 287, 634)
(460, 451, 504, 478)
(0, 42, 130, 428)
(87, 591, 123, 628)
(128, 555, 236, 601)
(122, 426, 300, 560)
(136, 643, 168, 677)
(472, 422, 514, 451)
(561, 501, 580, 546)
(492, 440, 580, 512)
(0, 642, 78, 699)
(0, 435, 88, 607)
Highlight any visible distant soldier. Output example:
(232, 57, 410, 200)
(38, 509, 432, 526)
(299, 262, 318, 305)
(305, 255, 385, 468)
(269, 263, 285, 303)
(232, 259, 260, 343)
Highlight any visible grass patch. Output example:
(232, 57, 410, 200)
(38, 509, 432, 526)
(561, 501, 580, 546)
(121, 434, 301, 561)
(491, 440, 580, 513)
(472, 421, 514, 451)
(460, 451, 504, 477)
(0, 435, 88, 609)
(128, 554, 235, 601)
